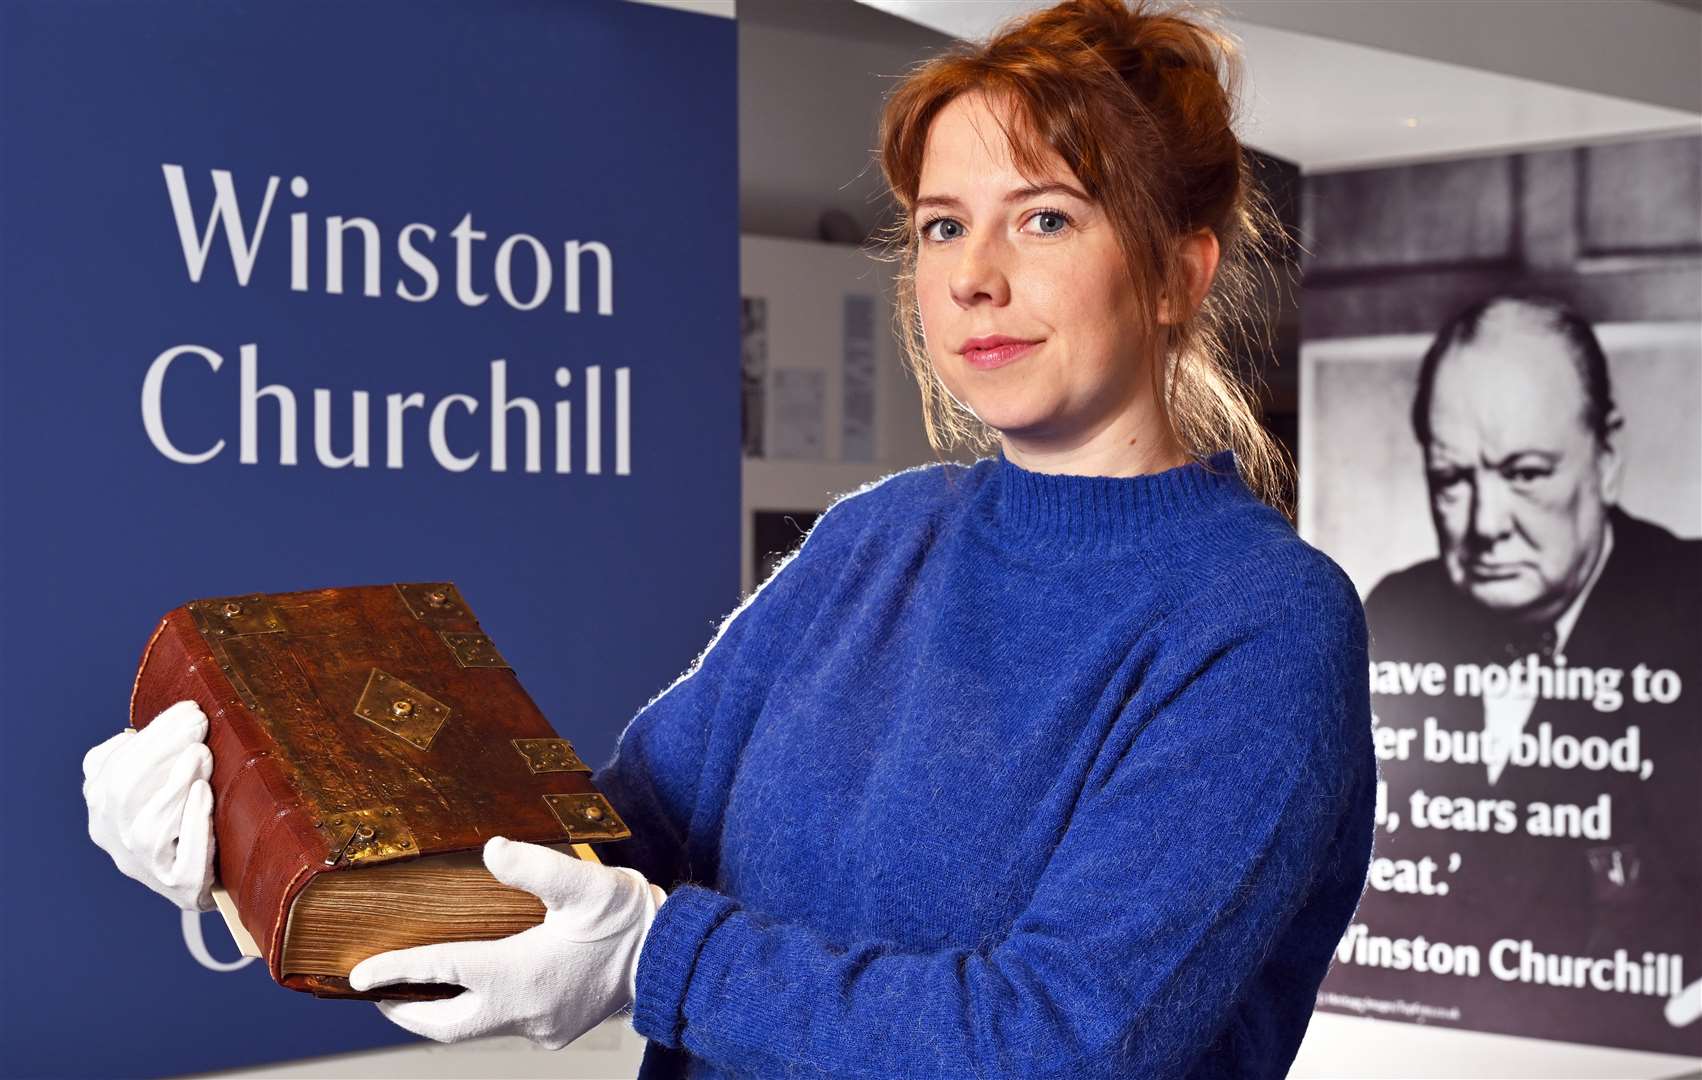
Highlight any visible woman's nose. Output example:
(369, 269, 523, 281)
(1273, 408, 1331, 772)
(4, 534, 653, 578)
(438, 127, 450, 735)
(948, 234, 1011, 308)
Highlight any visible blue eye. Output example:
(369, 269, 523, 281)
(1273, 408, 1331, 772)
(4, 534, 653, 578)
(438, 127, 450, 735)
(1029, 209, 1072, 235)
(919, 216, 961, 242)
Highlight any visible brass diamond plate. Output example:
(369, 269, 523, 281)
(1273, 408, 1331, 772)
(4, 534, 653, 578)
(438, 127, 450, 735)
(353, 669, 450, 751)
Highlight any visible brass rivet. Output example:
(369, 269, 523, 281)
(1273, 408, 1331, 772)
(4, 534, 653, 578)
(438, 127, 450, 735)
(391, 699, 415, 719)
(400, 840, 412, 849)
(313, 820, 324, 828)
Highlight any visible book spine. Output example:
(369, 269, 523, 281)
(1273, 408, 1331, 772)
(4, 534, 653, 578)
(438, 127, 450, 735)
(130, 612, 320, 985)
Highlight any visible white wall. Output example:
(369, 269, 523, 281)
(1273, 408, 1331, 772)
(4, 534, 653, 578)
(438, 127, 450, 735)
(1222, 0, 1701, 116)
(738, 0, 949, 244)
(738, 234, 972, 593)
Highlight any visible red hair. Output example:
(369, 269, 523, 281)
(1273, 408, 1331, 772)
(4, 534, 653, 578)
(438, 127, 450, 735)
(873, 0, 1294, 517)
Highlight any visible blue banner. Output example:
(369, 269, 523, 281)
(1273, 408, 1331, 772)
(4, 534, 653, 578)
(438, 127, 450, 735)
(0, 1, 737, 1075)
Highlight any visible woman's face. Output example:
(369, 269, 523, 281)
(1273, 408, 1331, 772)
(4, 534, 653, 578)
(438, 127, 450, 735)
(913, 91, 1153, 458)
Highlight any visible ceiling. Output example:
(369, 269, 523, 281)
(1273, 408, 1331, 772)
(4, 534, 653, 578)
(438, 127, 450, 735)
(854, 0, 1702, 173)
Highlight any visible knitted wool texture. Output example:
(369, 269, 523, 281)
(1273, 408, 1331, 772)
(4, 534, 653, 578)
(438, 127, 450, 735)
(594, 448, 1376, 1080)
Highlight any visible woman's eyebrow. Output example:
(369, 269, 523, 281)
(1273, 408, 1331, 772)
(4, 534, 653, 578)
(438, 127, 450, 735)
(914, 182, 1089, 212)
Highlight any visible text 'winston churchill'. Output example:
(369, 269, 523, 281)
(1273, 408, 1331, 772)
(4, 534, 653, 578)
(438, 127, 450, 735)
(141, 165, 631, 475)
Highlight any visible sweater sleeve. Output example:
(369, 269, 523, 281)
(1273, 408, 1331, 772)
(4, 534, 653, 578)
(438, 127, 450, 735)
(629, 552, 1375, 1079)
(591, 491, 870, 892)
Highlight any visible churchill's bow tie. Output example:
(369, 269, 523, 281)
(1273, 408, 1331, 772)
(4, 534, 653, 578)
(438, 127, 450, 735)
(1499, 620, 1559, 662)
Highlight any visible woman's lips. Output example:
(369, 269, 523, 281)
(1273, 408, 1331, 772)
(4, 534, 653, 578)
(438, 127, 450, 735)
(963, 340, 1040, 370)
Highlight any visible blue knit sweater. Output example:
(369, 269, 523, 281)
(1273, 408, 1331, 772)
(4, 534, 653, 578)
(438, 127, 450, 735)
(593, 448, 1376, 1079)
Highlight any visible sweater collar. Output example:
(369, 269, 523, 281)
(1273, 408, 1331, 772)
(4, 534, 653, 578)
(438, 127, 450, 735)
(978, 445, 1250, 552)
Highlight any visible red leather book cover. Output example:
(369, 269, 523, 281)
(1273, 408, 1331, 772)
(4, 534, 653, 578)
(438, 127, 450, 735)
(127, 582, 629, 1001)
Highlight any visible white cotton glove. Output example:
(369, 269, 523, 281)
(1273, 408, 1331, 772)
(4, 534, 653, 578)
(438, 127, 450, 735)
(82, 699, 218, 913)
(348, 835, 668, 1050)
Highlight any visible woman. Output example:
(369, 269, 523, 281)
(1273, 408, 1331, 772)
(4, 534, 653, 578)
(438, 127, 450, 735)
(82, 1, 1375, 1076)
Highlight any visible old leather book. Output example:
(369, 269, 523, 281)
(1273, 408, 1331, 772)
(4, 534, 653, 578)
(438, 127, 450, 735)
(127, 582, 631, 1002)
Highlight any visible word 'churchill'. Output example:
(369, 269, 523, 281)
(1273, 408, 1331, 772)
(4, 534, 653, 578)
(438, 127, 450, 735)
(162, 165, 614, 314)
(142, 346, 630, 475)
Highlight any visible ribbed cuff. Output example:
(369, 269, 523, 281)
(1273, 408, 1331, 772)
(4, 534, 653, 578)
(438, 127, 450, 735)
(630, 883, 740, 1050)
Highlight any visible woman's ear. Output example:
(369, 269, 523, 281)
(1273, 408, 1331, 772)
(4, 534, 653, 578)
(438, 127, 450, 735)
(1156, 229, 1221, 326)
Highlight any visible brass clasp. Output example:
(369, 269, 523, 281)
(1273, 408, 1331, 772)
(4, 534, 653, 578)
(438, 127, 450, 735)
(318, 806, 417, 867)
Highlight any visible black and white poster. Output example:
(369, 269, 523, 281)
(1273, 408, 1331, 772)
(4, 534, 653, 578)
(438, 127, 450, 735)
(1301, 133, 1702, 1056)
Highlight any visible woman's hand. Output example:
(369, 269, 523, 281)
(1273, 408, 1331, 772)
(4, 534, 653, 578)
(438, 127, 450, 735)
(82, 700, 217, 912)
(349, 835, 668, 1050)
